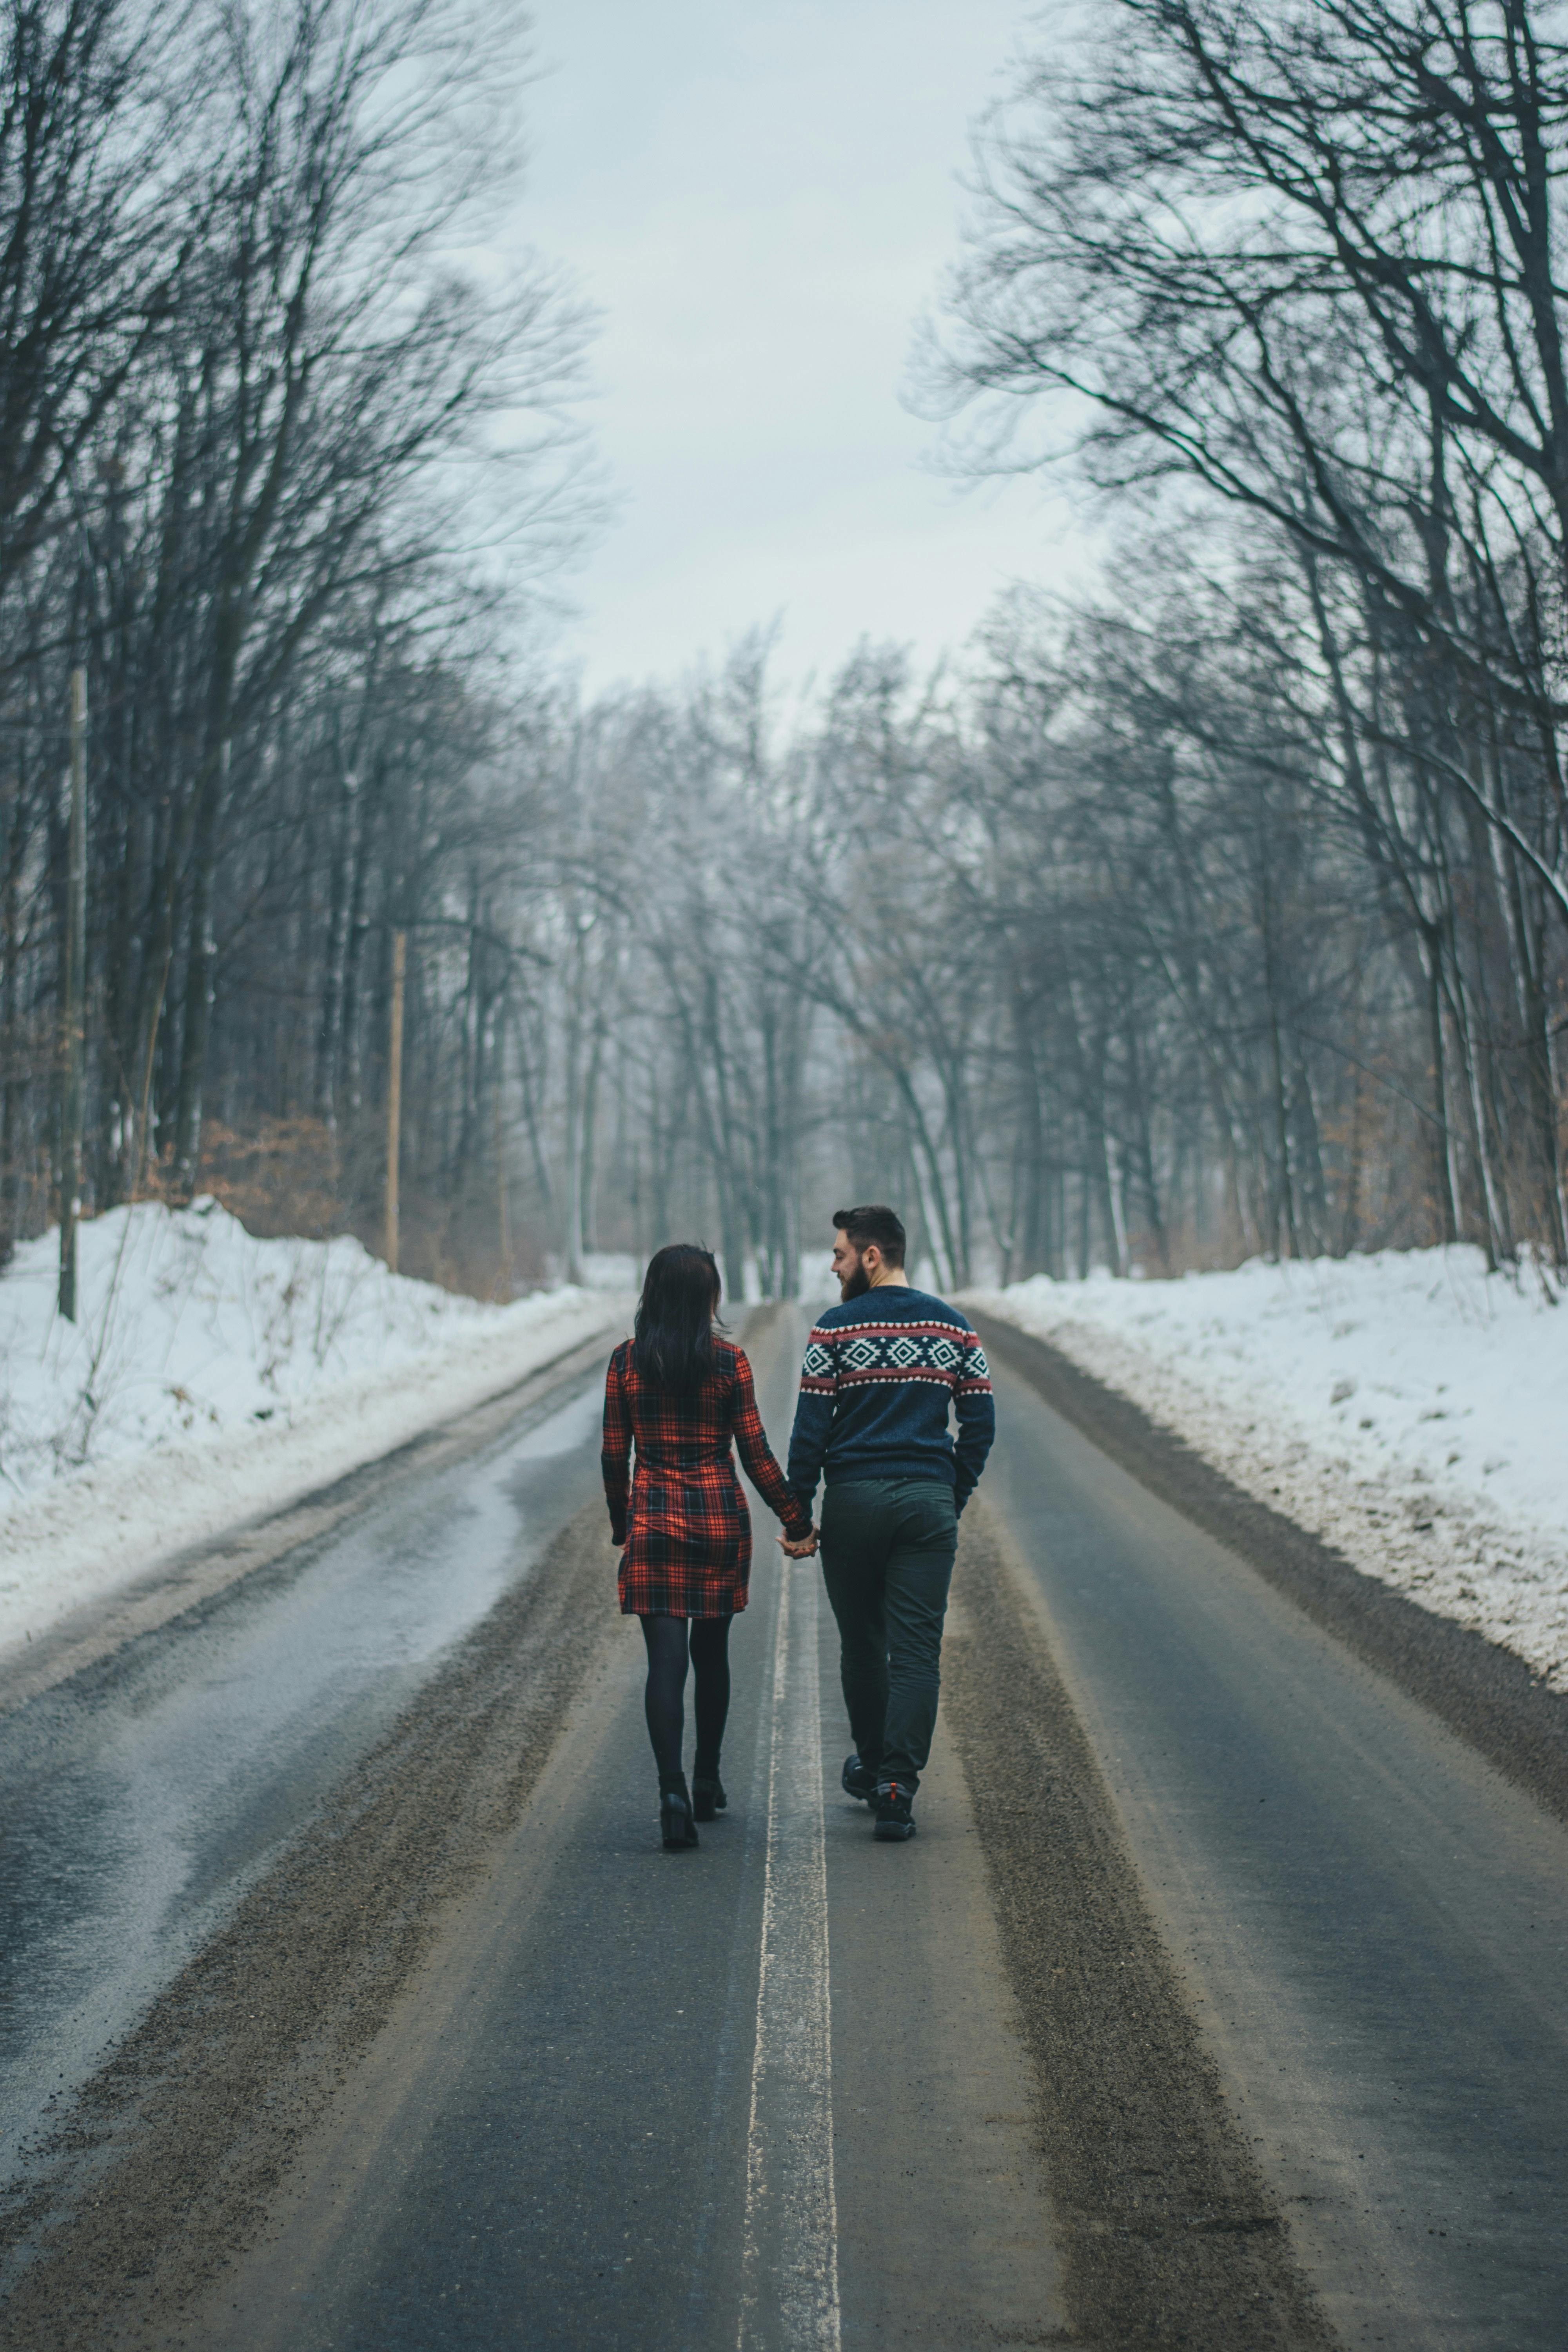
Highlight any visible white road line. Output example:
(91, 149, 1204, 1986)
(737, 1565, 842, 2352)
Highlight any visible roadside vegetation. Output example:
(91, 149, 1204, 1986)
(3, 0, 1565, 1297)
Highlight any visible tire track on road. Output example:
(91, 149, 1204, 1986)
(945, 1503, 1333, 2352)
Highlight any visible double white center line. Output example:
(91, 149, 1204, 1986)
(737, 1565, 842, 2351)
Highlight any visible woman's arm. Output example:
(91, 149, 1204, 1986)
(601, 1345, 633, 1546)
(731, 1351, 814, 1541)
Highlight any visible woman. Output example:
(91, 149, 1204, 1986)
(602, 1244, 814, 1850)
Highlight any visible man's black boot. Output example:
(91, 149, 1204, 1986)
(873, 1779, 916, 1841)
(842, 1753, 878, 1803)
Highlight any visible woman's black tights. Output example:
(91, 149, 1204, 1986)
(639, 1613, 731, 1791)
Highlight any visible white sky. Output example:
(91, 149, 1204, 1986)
(514, 0, 1089, 696)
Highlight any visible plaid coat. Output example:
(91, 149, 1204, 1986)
(602, 1338, 812, 1617)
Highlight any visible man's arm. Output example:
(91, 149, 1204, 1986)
(952, 1331, 995, 1512)
(786, 1320, 838, 1516)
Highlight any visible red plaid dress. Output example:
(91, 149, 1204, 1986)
(601, 1338, 812, 1617)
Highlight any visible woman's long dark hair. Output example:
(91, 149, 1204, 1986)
(633, 1245, 725, 1390)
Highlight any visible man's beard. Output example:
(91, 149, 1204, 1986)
(839, 1257, 871, 1300)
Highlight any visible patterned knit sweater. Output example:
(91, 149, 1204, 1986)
(786, 1285, 995, 1513)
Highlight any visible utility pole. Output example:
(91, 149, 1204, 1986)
(58, 666, 87, 1321)
(384, 929, 406, 1275)
(494, 1014, 511, 1298)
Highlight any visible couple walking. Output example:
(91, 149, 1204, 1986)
(600, 1204, 995, 1850)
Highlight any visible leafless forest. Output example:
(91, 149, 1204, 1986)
(4, 0, 1568, 1299)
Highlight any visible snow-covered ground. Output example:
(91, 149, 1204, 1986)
(969, 1248, 1568, 1691)
(0, 1201, 628, 1659)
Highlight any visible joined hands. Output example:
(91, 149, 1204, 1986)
(778, 1527, 819, 1559)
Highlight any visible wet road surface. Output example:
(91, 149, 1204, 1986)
(0, 1301, 1564, 2349)
(0, 1356, 607, 2180)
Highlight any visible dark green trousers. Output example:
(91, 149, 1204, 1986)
(818, 1476, 959, 1796)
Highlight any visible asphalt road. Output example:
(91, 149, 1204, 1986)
(171, 1306, 1063, 2352)
(964, 1326, 1568, 2350)
(0, 1302, 1564, 2349)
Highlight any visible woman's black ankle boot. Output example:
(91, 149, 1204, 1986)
(691, 1768, 726, 1822)
(659, 1779, 699, 1849)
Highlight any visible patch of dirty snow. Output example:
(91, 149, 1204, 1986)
(969, 1249, 1568, 1690)
(0, 1200, 627, 1657)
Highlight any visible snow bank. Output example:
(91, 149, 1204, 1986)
(0, 1201, 627, 1657)
(969, 1249, 1568, 1691)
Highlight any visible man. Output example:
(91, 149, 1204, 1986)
(782, 1205, 995, 1842)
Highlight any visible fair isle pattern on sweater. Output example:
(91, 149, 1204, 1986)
(800, 1316, 991, 1394)
(786, 1285, 996, 1510)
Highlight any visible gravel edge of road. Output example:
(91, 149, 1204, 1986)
(945, 1504, 1334, 2352)
(0, 1506, 621, 2345)
(973, 1310, 1568, 1828)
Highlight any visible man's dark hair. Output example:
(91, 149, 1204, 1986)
(832, 1204, 906, 1267)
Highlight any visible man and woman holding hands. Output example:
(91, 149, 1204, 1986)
(600, 1203, 995, 1849)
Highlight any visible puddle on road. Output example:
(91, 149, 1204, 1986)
(0, 1376, 606, 2179)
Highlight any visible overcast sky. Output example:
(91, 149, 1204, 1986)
(514, 0, 1087, 696)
